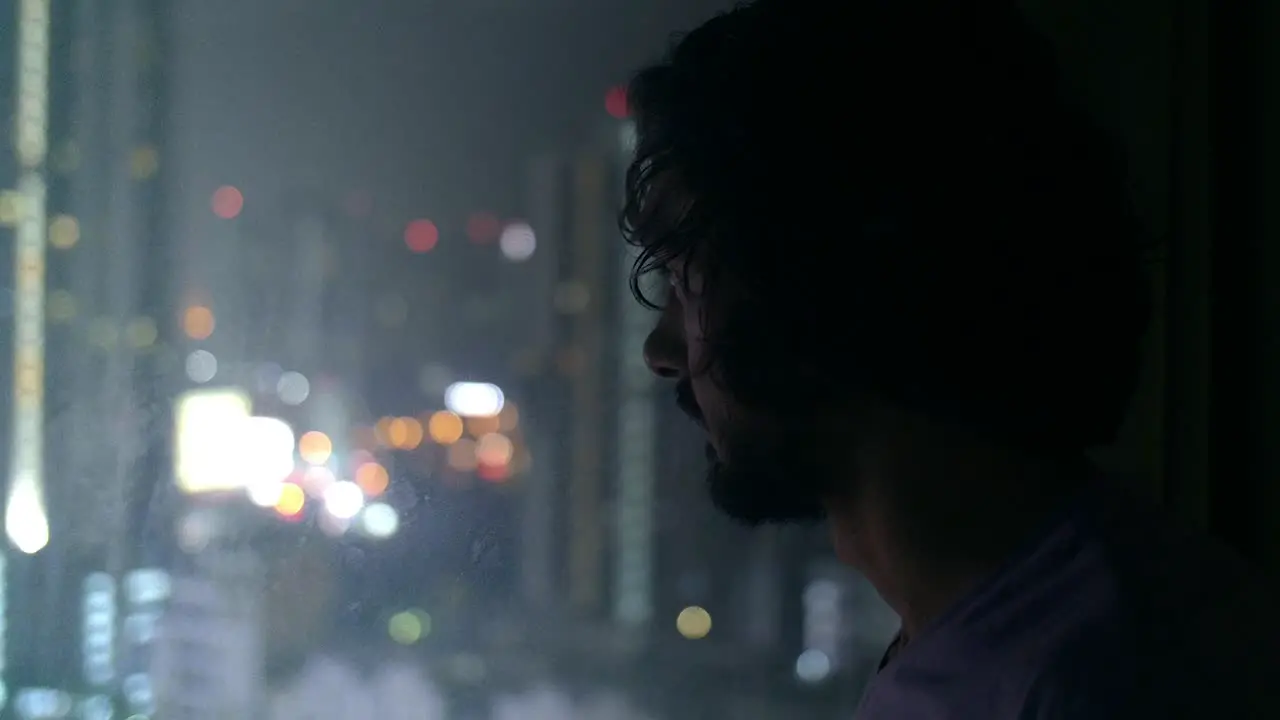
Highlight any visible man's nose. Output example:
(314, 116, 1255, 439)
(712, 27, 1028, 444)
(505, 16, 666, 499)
(643, 302, 686, 379)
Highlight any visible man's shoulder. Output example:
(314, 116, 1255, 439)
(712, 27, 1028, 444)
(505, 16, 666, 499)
(861, 483, 1280, 718)
(1017, 610, 1280, 719)
(1034, 483, 1280, 717)
(1012, 605, 1182, 720)
(1091, 483, 1278, 637)
(998, 483, 1280, 718)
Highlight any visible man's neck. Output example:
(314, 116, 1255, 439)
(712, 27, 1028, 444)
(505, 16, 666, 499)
(834, 447, 1088, 639)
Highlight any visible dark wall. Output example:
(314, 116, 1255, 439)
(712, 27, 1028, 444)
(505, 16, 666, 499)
(1209, 0, 1280, 568)
(1022, 0, 1280, 568)
(1019, 0, 1175, 500)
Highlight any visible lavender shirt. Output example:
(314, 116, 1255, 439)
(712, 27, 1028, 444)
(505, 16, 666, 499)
(854, 482, 1279, 719)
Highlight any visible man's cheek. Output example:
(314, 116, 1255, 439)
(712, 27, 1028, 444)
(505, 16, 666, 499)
(682, 301, 709, 346)
(684, 330, 711, 374)
(678, 306, 699, 354)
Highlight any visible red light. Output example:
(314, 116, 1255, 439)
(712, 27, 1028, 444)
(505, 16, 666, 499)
(211, 186, 244, 219)
(477, 461, 509, 483)
(404, 219, 439, 253)
(605, 85, 629, 119)
(466, 212, 501, 244)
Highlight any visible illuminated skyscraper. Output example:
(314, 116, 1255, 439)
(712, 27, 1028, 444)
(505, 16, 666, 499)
(513, 121, 661, 659)
(2, 0, 173, 713)
(516, 146, 623, 627)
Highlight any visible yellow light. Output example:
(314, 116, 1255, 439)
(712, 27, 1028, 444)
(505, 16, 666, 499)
(126, 317, 159, 348)
(475, 433, 514, 467)
(0, 189, 23, 226)
(182, 305, 215, 340)
(355, 462, 390, 497)
(676, 606, 712, 639)
(15, 358, 42, 398)
(274, 483, 306, 517)
(17, 254, 42, 291)
(48, 214, 78, 249)
(298, 430, 333, 465)
(374, 416, 394, 446)
(130, 145, 160, 180)
(427, 410, 464, 444)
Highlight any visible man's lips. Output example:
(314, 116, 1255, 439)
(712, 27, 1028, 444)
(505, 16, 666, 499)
(676, 380, 717, 461)
(675, 380, 704, 426)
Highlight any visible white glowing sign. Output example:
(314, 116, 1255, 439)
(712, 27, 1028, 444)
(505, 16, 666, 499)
(82, 573, 116, 687)
(174, 388, 252, 494)
(444, 382, 505, 417)
(6, 0, 53, 562)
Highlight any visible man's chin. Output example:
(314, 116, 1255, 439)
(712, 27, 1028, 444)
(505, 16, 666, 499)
(705, 457, 827, 527)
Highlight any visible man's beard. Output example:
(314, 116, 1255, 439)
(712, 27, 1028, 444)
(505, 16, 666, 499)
(704, 419, 832, 526)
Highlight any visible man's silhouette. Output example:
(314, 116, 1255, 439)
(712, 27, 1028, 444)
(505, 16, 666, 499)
(622, 1, 1278, 716)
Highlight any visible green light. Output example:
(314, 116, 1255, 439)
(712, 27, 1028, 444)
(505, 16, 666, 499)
(388, 608, 431, 645)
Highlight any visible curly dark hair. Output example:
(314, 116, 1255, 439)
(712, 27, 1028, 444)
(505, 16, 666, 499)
(619, 0, 1153, 451)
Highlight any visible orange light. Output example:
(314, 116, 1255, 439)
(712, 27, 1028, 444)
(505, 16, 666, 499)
(298, 431, 333, 465)
(212, 185, 244, 219)
(403, 417, 424, 448)
(182, 305, 215, 340)
(466, 414, 500, 437)
(375, 416, 395, 446)
(388, 418, 405, 447)
(427, 411, 464, 445)
(476, 433, 514, 467)
(355, 462, 390, 497)
(386, 417, 424, 450)
(275, 483, 306, 518)
(404, 219, 438, 253)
